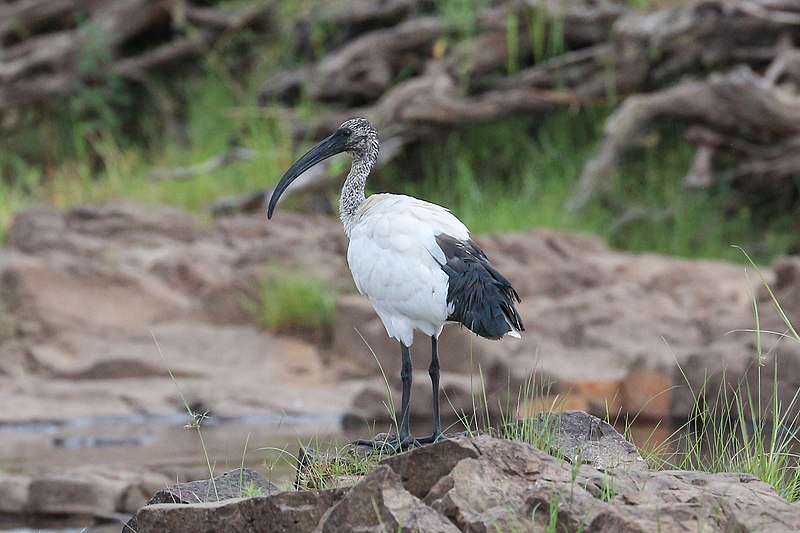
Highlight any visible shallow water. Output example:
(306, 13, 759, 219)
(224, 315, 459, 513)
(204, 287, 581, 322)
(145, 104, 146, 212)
(0, 412, 354, 532)
(0, 412, 347, 477)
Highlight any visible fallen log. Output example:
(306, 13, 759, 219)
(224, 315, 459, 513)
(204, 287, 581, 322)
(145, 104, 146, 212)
(255, 0, 800, 221)
(149, 147, 256, 182)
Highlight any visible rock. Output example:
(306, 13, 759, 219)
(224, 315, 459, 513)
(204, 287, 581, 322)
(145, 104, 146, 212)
(620, 366, 672, 422)
(0, 200, 786, 435)
(380, 437, 480, 498)
(769, 256, 800, 327)
(0, 474, 30, 514)
(27, 476, 129, 516)
(146, 468, 280, 504)
(528, 410, 648, 471)
(318, 465, 460, 532)
(126, 488, 349, 533)
(0, 465, 185, 518)
(419, 436, 800, 533)
(126, 434, 800, 533)
(0, 201, 357, 424)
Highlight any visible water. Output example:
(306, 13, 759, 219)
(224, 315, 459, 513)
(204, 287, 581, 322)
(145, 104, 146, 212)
(0, 412, 350, 533)
(0, 412, 344, 474)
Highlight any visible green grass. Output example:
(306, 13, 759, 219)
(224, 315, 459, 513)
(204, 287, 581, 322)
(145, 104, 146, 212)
(296, 443, 387, 490)
(662, 361, 800, 501)
(250, 269, 336, 336)
(381, 112, 786, 263)
(0, 74, 295, 240)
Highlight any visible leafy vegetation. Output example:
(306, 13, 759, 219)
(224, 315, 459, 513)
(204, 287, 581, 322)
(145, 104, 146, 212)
(382, 113, 784, 263)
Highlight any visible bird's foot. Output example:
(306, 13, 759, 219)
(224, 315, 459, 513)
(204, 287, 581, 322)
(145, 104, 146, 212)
(416, 430, 446, 445)
(352, 433, 420, 454)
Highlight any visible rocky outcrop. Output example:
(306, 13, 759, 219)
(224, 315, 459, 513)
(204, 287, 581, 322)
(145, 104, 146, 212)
(338, 227, 795, 430)
(0, 200, 795, 439)
(0, 201, 357, 424)
(144, 468, 280, 505)
(1, 200, 798, 522)
(125, 435, 800, 533)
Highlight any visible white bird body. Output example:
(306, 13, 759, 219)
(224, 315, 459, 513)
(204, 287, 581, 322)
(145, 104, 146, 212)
(346, 193, 469, 346)
(268, 118, 523, 449)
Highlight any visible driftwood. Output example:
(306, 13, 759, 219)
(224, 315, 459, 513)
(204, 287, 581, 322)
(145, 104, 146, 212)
(5, 0, 800, 218)
(568, 65, 800, 210)
(254, 0, 800, 217)
(0, 0, 273, 113)
(148, 147, 256, 181)
(261, 0, 627, 108)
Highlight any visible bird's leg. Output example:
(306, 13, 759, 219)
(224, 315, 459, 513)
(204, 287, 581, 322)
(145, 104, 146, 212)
(352, 343, 419, 452)
(417, 335, 444, 444)
(397, 342, 416, 447)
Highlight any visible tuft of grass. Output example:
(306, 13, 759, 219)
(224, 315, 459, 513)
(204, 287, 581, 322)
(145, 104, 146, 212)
(649, 359, 800, 502)
(528, 3, 566, 65)
(296, 445, 385, 490)
(499, 372, 567, 457)
(239, 481, 269, 498)
(250, 270, 336, 336)
(433, 0, 491, 41)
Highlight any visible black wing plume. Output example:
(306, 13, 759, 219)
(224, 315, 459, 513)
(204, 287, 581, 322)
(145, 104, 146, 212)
(434, 234, 524, 339)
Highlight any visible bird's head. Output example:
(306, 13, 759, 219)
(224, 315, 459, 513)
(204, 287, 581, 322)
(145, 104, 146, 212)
(338, 117, 379, 156)
(267, 118, 378, 219)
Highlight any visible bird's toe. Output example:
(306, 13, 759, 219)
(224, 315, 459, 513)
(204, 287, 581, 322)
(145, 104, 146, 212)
(351, 433, 421, 454)
(416, 430, 446, 445)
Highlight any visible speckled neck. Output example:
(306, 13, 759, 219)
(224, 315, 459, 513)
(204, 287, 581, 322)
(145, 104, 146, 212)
(340, 136, 379, 236)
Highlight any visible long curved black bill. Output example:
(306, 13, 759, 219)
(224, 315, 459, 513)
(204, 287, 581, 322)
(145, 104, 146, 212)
(267, 129, 349, 219)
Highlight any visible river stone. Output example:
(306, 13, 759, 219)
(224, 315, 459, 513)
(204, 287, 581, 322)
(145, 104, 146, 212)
(125, 488, 349, 533)
(530, 410, 648, 471)
(318, 465, 460, 532)
(146, 468, 280, 505)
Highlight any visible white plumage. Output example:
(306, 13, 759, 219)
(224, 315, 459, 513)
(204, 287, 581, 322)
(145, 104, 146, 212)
(347, 194, 469, 346)
(268, 118, 523, 450)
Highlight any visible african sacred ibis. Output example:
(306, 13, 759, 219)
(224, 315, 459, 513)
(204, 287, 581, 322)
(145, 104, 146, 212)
(268, 118, 524, 450)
